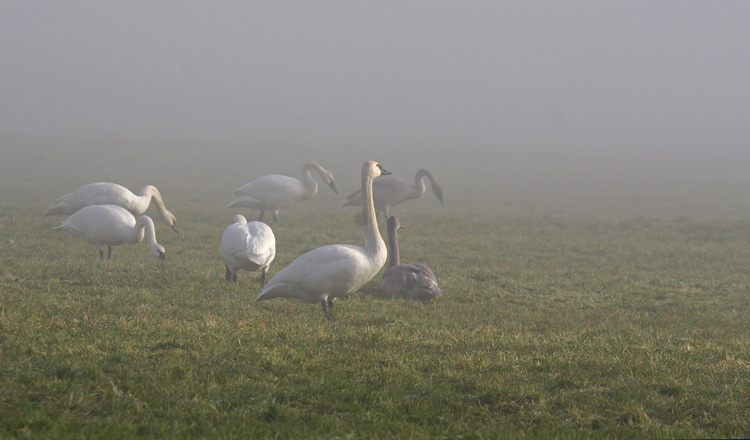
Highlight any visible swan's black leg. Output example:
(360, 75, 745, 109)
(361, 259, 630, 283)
(261, 268, 267, 286)
(225, 265, 232, 282)
(327, 298, 335, 310)
(258, 210, 265, 222)
(98, 246, 105, 259)
(107, 246, 112, 259)
(321, 300, 328, 313)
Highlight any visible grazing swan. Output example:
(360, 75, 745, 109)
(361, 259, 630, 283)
(226, 162, 338, 222)
(44, 182, 179, 233)
(221, 214, 276, 284)
(254, 161, 390, 313)
(343, 169, 444, 218)
(54, 204, 166, 260)
(378, 216, 444, 300)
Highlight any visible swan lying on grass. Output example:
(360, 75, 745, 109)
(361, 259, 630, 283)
(378, 216, 444, 300)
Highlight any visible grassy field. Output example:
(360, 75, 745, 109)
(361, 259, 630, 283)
(1, 137, 749, 438)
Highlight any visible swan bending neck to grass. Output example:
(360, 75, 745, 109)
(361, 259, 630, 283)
(226, 162, 338, 222)
(221, 214, 276, 285)
(342, 168, 444, 219)
(54, 204, 166, 260)
(254, 161, 390, 314)
(44, 182, 179, 233)
(378, 216, 444, 301)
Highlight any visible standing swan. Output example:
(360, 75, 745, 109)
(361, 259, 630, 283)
(54, 204, 166, 260)
(254, 161, 390, 313)
(44, 182, 179, 233)
(221, 214, 276, 285)
(343, 169, 444, 219)
(226, 162, 338, 222)
(378, 216, 444, 300)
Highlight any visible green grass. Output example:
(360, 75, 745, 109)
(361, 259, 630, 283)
(1, 138, 750, 438)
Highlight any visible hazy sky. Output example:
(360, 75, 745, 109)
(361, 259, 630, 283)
(2, 1, 749, 155)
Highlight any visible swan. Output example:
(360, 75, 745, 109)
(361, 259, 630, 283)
(44, 182, 179, 233)
(342, 169, 444, 219)
(54, 204, 166, 260)
(378, 216, 444, 300)
(254, 160, 390, 313)
(225, 162, 338, 222)
(221, 214, 276, 284)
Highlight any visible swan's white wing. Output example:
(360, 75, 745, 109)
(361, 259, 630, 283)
(245, 221, 276, 266)
(45, 182, 135, 215)
(221, 223, 252, 260)
(371, 178, 420, 208)
(255, 244, 370, 303)
(57, 204, 136, 246)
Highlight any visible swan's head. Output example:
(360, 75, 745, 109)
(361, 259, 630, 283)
(364, 161, 391, 180)
(231, 214, 248, 225)
(322, 171, 338, 194)
(165, 210, 179, 233)
(387, 216, 404, 232)
(149, 243, 167, 260)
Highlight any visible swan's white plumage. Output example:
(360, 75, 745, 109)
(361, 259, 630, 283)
(54, 204, 166, 260)
(44, 182, 178, 232)
(343, 169, 444, 218)
(254, 161, 389, 312)
(221, 214, 276, 283)
(378, 216, 444, 300)
(226, 162, 337, 221)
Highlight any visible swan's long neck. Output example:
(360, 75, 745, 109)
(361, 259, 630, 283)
(387, 223, 400, 268)
(413, 170, 430, 196)
(136, 215, 162, 254)
(362, 170, 386, 259)
(300, 163, 321, 197)
(140, 186, 171, 222)
(131, 216, 151, 244)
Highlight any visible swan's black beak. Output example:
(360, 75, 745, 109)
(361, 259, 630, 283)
(328, 180, 338, 194)
(171, 222, 180, 234)
(378, 165, 391, 176)
(159, 251, 167, 260)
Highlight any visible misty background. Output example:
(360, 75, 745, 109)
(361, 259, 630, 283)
(1, 1, 749, 219)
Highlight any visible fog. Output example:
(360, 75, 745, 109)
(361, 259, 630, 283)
(2, 2, 750, 218)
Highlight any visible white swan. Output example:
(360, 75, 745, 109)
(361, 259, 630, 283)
(221, 214, 276, 284)
(225, 162, 338, 222)
(254, 161, 390, 313)
(343, 169, 444, 218)
(44, 182, 179, 233)
(378, 216, 444, 300)
(54, 204, 166, 260)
